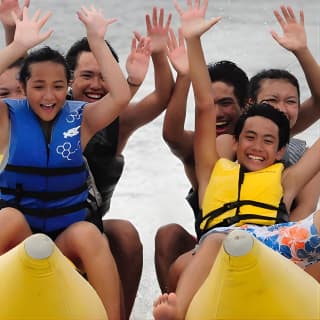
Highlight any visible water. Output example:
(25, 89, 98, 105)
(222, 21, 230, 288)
(2, 1, 319, 319)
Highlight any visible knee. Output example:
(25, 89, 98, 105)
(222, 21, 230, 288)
(0, 207, 29, 232)
(103, 219, 142, 256)
(67, 222, 108, 254)
(201, 233, 226, 250)
(155, 224, 195, 256)
(155, 224, 186, 247)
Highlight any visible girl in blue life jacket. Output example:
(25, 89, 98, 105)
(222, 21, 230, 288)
(153, 1, 320, 319)
(0, 5, 130, 320)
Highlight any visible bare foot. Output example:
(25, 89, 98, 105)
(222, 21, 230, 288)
(153, 293, 180, 320)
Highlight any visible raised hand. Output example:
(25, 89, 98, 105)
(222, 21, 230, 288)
(0, 0, 29, 26)
(126, 34, 151, 86)
(167, 28, 189, 76)
(145, 7, 172, 53)
(13, 6, 52, 50)
(174, 0, 221, 39)
(271, 6, 306, 53)
(77, 5, 116, 39)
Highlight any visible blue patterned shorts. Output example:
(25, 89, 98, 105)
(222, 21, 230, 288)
(200, 213, 320, 268)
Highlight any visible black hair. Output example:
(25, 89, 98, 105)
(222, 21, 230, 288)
(19, 46, 71, 85)
(249, 69, 300, 103)
(65, 37, 119, 73)
(207, 60, 249, 109)
(234, 103, 290, 150)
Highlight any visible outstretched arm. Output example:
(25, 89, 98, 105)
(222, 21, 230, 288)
(125, 34, 151, 97)
(271, 6, 320, 135)
(0, 0, 30, 45)
(175, 0, 221, 205)
(0, 6, 52, 74)
(162, 27, 197, 187)
(117, 7, 174, 153)
(79, 5, 130, 146)
(0, 6, 52, 156)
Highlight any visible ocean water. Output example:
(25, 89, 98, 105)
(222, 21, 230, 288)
(1, 0, 319, 319)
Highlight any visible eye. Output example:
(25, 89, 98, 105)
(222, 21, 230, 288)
(261, 98, 277, 104)
(0, 91, 9, 98)
(80, 74, 92, 79)
(264, 139, 274, 145)
(287, 99, 298, 105)
(245, 134, 255, 141)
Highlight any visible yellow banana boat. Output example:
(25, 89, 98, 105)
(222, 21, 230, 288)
(186, 230, 320, 319)
(0, 233, 107, 319)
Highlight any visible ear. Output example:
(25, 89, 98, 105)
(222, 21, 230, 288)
(275, 145, 286, 161)
(248, 97, 254, 105)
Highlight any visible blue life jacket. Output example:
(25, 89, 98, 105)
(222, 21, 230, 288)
(0, 99, 89, 232)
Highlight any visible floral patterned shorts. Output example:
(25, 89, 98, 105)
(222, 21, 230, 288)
(200, 213, 320, 268)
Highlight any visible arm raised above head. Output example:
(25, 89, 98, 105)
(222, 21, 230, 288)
(0, 6, 52, 74)
(271, 6, 320, 134)
(175, 0, 221, 205)
(0, 0, 30, 45)
(163, 28, 192, 161)
(118, 6, 175, 148)
(78, 5, 130, 144)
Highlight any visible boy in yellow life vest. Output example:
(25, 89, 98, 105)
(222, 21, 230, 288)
(153, 1, 320, 319)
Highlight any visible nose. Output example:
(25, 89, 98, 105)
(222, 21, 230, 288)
(89, 75, 103, 89)
(215, 104, 224, 117)
(252, 138, 264, 151)
(274, 101, 287, 114)
(43, 87, 54, 100)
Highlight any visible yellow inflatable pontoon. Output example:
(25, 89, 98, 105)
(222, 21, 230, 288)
(0, 233, 107, 319)
(186, 229, 320, 319)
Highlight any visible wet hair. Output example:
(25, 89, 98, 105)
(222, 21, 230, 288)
(234, 103, 290, 150)
(249, 69, 300, 104)
(19, 46, 71, 85)
(207, 60, 249, 109)
(65, 37, 119, 73)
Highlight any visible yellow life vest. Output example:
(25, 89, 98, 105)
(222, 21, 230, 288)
(197, 158, 288, 237)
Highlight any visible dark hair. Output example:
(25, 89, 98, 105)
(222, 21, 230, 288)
(234, 103, 290, 150)
(19, 46, 71, 85)
(65, 37, 119, 73)
(207, 60, 249, 109)
(249, 69, 300, 103)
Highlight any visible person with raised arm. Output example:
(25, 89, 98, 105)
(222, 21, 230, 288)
(0, 5, 131, 320)
(155, 25, 249, 293)
(65, 6, 174, 319)
(153, 1, 320, 319)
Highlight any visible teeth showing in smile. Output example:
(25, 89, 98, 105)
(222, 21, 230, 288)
(216, 121, 227, 127)
(86, 93, 103, 99)
(248, 155, 264, 161)
(41, 103, 55, 109)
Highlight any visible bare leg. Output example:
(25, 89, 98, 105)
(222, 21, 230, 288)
(167, 249, 194, 292)
(153, 233, 226, 320)
(103, 219, 142, 320)
(0, 207, 32, 254)
(56, 221, 122, 320)
(155, 223, 196, 292)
